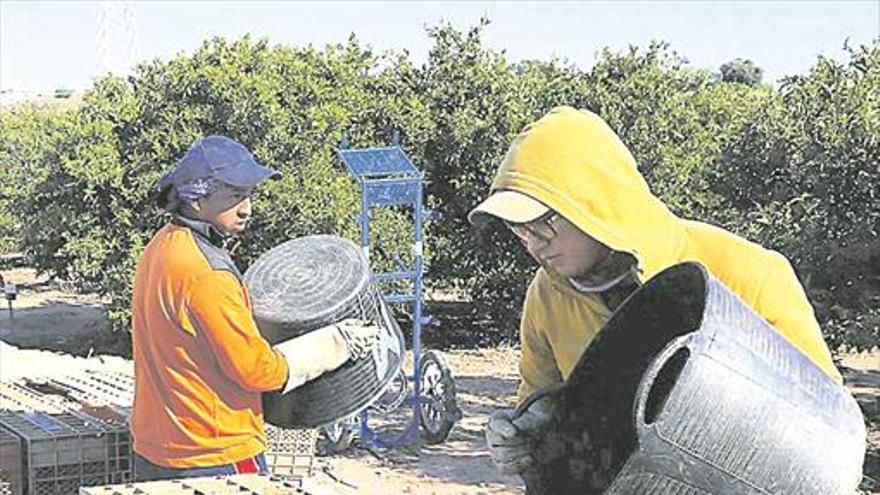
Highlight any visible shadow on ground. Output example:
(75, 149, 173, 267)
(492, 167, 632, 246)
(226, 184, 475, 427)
(315, 373, 524, 491)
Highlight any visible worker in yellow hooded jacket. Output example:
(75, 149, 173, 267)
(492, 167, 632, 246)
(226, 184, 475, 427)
(469, 106, 841, 478)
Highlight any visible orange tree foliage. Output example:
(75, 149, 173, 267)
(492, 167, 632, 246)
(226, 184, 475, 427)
(1, 25, 876, 351)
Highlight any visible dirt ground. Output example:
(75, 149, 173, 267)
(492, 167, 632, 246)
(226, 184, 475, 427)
(0, 267, 877, 494)
(309, 347, 525, 494)
(0, 268, 106, 350)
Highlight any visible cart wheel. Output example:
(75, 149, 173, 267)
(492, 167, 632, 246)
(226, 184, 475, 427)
(418, 350, 462, 444)
(322, 417, 355, 453)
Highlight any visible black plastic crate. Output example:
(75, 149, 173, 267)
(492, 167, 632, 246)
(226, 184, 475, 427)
(0, 411, 131, 495)
(0, 425, 22, 495)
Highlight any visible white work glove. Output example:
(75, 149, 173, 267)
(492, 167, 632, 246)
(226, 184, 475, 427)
(485, 398, 554, 476)
(333, 318, 380, 359)
(274, 318, 380, 394)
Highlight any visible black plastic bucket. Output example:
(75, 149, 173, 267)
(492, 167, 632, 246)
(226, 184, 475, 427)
(243, 235, 405, 428)
(521, 262, 865, 494)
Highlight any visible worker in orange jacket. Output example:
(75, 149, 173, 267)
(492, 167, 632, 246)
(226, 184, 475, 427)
(130, 136, 377, 480)
(469, 107, 841, 478)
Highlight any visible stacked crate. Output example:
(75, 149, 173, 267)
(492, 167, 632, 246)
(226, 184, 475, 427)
(79, 474, 310, 495)
(0, 426, 22, 495)
(2, 369, 319, 491)
(0, 382, 74, 414)
(0, 410, 131, 495)
(49, 371, 134, 409)
(264, 426, 318, 478)
(46, 372, 132, 424)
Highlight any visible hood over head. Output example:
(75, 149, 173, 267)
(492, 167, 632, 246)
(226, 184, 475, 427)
(469, 106, 684, 281)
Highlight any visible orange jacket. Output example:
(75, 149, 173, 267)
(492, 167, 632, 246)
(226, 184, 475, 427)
(130, 216, 288, 468)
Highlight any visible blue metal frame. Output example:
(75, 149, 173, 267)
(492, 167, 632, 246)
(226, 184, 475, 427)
(337, 144, 431, 448)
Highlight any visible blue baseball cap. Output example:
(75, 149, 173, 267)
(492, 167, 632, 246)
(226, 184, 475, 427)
(157, 136, 280, 193)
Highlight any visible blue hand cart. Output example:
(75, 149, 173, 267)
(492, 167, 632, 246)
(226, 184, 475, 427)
(326, 141, 461, 449)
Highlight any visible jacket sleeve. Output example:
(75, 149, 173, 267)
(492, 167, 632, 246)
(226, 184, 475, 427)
(186, 271, 290, 392)
(755, 251, 842, 383)
(517, 280, 564, 403)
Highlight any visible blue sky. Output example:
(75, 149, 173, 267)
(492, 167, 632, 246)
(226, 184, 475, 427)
(1, 1, 878, 93)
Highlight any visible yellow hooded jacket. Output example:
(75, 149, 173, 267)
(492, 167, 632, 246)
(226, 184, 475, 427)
(489, 107, 842, 403)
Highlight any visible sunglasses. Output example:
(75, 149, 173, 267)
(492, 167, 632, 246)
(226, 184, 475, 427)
(505, 211, 561, 246)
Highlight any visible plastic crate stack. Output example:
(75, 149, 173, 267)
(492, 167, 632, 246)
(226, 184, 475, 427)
(0, 426, 21, 495)
(0, 372, 133, 495)
(0, 410, 131, 495)
(1, 368, 319, 490)
(264, 426, 318, 478)
(78, 474, 309, 495)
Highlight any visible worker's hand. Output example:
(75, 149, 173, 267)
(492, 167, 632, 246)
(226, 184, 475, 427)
(485, 398, 554, 476)
(274, 319, 380, 394)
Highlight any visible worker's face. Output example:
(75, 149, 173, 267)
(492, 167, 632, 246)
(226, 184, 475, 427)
(193, 185, 254, 236)
(516, 214, 612, 278)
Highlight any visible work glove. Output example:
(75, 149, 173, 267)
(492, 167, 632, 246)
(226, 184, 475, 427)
(334, 318, 380, 359)
(485, 398, 554, 476)
(274, 318, 380, 394)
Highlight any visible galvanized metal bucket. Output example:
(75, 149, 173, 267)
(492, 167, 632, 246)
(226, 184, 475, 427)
(521, 262, 866, 494)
